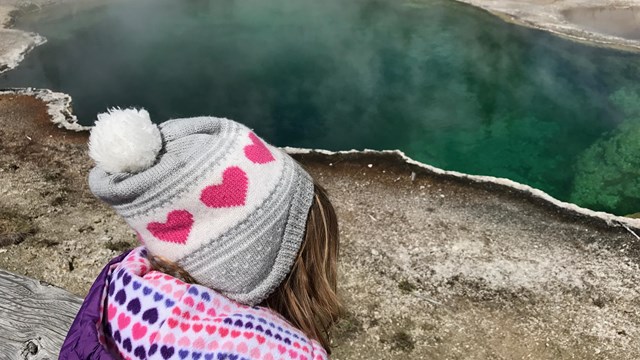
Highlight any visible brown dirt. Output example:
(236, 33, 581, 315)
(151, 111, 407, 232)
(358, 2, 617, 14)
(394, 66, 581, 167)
(1, 94, 640, 359)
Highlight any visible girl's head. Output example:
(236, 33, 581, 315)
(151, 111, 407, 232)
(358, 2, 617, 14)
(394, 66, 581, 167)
(88, 108, 341, 350)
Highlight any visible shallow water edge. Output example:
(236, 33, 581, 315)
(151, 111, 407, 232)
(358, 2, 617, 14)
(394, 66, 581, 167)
(4, 87, 640, 230)
(287, 148, 640, 229)
(0, 87, 86, 131)
(3, 0, 640, 75)
(453, 0, 640, 53)
(0, 0, 106, 73)
(0, 3, 44, 73)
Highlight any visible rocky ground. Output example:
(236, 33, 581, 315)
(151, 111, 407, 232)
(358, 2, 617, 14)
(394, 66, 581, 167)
(2, 92, 640, 359)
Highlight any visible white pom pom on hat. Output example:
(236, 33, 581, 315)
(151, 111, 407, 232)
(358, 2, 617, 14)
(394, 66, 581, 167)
(89, 108, 163, 174)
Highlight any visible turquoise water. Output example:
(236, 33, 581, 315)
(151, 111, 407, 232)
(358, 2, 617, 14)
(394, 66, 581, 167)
(2, 0, 640, 215)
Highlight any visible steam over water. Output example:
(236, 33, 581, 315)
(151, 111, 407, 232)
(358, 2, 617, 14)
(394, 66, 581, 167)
(2, 0, 640, 215)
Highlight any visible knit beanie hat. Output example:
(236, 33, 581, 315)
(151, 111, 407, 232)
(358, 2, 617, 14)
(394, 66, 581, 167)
(87, 108, 314, 305)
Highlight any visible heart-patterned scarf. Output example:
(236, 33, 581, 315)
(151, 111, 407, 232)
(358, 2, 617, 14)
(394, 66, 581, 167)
(102, 247, 327, 360)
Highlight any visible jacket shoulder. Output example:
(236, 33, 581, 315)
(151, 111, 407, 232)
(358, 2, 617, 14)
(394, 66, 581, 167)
(59, 251, 130, 360)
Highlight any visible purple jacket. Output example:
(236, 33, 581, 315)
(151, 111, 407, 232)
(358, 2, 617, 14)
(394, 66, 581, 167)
(59, 251, 130, 359)
(60, 249, 328, 360)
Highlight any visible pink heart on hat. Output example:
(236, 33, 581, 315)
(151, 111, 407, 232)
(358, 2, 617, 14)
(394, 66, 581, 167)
(244, 132, 275, 164)
(147, 210, 194, 244)
(200, 166, 248, 208)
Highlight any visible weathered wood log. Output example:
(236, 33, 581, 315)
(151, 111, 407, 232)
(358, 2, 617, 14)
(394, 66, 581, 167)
(0, 269, 82, 360)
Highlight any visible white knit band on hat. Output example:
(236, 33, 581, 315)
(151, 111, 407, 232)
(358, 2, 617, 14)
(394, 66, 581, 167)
(88, 108, 314, 305)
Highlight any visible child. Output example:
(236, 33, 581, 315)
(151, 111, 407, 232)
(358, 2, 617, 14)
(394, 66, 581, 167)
(60, 108, 341, 360)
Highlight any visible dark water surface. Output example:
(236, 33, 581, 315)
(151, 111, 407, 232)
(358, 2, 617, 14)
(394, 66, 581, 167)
(2, 0, 640, 215)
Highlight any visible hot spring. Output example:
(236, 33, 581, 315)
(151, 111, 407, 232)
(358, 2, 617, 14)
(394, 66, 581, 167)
(2, 0, 640, 215)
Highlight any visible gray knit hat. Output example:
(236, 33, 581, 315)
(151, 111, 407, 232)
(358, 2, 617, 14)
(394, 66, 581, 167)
(87, 108, 314, 305)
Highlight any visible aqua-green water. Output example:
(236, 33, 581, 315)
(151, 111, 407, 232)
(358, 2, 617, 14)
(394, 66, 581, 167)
(2, 0, 640, 215)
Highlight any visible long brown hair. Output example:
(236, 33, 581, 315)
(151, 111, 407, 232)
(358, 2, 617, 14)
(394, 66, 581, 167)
(261, 184, 341, 352)
(147, 183, 342, 352)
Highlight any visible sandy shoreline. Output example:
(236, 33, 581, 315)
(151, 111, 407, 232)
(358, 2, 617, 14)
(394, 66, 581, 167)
(454, 0, 640, 52)
(0, 0, 107, 74)
(0, 2, 44, 73)
(0, 0, 50, 74)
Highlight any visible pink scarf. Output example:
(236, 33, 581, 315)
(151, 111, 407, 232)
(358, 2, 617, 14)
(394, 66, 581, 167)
(100, 247, 327, 360)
